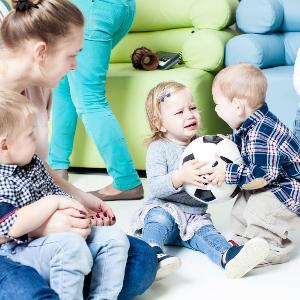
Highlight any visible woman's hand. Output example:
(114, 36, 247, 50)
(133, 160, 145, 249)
(76, 192, 116, 225)
(88, 210, 115, 226)
(55, 195, 88, 214)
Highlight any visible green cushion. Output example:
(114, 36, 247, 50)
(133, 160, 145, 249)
(111, 28, 235, 72)
(110, 28, 193, 63)
(190, 0, 238, 30)
(70, 64, 231, 169)
(182, 29, 236, 71)
(131, 0, 238, 32)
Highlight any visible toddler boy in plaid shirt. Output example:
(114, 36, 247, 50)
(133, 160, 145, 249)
(208, 63, 300, 266)
(0, 90, 129, 299)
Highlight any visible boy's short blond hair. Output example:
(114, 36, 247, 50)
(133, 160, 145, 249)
(0, 90, 36, 139)
(145, 81, 187, 143)
(212, 63, 267, 109)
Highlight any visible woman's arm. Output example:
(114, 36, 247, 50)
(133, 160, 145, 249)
(46, 163, 115, 224)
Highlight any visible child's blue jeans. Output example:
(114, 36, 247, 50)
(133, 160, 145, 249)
(142, 207, 231, 267)
(0, 226, 129, 300)
(294, 106, 300, 140)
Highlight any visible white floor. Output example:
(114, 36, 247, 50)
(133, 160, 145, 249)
(70, 172, 300, 300)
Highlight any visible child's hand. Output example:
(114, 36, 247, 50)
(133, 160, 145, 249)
(178, 159, 209, 188)
(208, 154, 227, 185)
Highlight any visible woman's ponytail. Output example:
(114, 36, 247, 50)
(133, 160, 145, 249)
(1, 0, 84, 49)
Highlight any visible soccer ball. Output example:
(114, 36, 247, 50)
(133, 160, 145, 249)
(180, 135, 242, 204)
(0, 1, 10, 21)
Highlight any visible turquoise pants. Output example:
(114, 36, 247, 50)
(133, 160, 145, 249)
(48, 0, 141, 190)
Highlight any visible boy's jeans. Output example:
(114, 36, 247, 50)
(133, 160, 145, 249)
(142, 207, 231, 266)
(294, 106, 300, 140)
(0, 227, 129, 300)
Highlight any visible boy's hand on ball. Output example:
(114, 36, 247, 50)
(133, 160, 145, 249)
(208, 154, 226, 185)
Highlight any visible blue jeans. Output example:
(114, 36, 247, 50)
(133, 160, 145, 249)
(0, 227, 129, 300)
(48, 0, 141, 191)
(0, 255, 59, 300)
(0, 234, 156, 300)
(294, 106, 300, 140)
(142, 207, 231, 267)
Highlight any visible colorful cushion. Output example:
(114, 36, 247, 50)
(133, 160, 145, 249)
(131, 0, 238, 32)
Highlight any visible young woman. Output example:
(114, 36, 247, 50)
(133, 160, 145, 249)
(0, 1, 157, 299)
(49, 0, 143, 201)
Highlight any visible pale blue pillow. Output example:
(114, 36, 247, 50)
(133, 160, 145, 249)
(280, 0, 300, 32)
(237, 0, 283, 33)
(225, 34, 285, 68)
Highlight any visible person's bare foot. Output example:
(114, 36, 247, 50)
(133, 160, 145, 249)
(89, 183, 144, 201)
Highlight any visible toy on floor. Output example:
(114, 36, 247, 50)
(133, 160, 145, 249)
(180, 135, 242, 204)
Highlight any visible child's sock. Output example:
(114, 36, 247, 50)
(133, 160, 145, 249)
(152, 246, 181, 281)
(222, 237, 269, 279)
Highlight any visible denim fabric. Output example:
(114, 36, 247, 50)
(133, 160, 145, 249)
(0, 255, 59, 300)
(142, 207, 231, 266)
(0, 227, 129, 300)
(117, 236, 157, 300)
(48, 0, 141, 190)
(294, 106, 300, 141)
(83, 235, 158, 300)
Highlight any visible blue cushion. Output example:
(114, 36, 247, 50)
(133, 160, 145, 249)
(280, 0, 300, 32)
(263, 66, 298, 129)
(283, 32, 300, 65)
(237, 0, 283, 33)
(225, 34, 285, 68)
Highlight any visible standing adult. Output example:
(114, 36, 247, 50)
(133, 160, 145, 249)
(48, 0, 143, 201)
(0, 1, 157, 299)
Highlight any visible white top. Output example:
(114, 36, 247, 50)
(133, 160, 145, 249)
(293, 48, 300, 107)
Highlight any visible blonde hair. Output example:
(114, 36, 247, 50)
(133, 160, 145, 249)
(0, 90, 36, 139)
(1, 0, 84, 49)
(212, 63, 267, 109)
(145, 81, 187, 144)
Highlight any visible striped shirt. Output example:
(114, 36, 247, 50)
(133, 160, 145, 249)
(0, 155, 68, 243)
(225, 104, 300, 216)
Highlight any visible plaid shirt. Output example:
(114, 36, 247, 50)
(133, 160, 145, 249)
(226, 104, 300, 216)
(0, 155, 69, 242)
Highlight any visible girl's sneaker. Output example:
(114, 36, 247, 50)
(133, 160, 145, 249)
(152, 246, 181, 281)
(223, 237, 269, 279)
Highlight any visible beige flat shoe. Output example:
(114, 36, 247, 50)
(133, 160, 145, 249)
(54, 169, 69, 181)
(89, 184, 144, 201)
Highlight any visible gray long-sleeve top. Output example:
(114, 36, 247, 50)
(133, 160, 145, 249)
(145, 138, 208, 215)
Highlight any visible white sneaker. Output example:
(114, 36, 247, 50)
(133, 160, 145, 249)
(153, 247, 181, 281)
(224, 237, 270, 279)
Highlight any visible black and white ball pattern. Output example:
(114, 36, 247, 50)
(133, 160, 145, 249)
(0, 0, 10, 21)
(180, 135, 242, 204)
